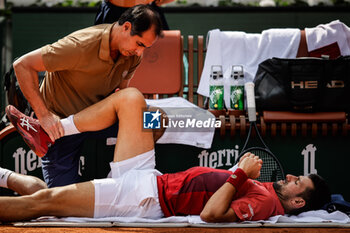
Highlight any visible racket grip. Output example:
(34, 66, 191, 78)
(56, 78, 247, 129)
(244, 82, 256, 122)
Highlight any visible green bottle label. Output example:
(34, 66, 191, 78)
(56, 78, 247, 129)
(209, 85, 224, 110)
(230, 85, 244, 110)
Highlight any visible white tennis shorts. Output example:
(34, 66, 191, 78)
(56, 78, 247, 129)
(93, 149, 164, 219)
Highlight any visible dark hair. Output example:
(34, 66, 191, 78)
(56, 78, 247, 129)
(290, 174, 331, 215)
(118, 4, 163, 37)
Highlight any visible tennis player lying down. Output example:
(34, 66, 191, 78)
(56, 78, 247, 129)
(1, 87, 330, 222)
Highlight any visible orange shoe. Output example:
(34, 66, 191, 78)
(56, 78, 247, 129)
(5, 105, 53, 157)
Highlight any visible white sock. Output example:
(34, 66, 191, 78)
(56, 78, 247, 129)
(60, 115, 81, 136)
(0, 168, 13, 188)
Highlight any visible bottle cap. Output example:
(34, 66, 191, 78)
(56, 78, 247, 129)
(231, 65, 244, 79)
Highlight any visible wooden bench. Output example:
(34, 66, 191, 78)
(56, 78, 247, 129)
(129, 30, 350, 138)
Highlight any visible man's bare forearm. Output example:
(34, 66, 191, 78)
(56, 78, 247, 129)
(200, 182, 238, 222)
(13, 59, 50, 119)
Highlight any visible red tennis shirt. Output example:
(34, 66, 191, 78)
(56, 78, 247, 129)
(156, 166, 284, 221)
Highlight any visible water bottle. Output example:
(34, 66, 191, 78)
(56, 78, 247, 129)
(230, 65, 245, 110)
(209, 65, 224, 110)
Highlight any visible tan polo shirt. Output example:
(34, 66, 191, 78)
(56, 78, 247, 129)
(40, 23, 141, 118)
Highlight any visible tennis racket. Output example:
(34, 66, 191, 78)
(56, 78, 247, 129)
(235, 82, 285, 182)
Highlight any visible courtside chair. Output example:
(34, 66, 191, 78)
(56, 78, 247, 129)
(129, 30, 183, 99)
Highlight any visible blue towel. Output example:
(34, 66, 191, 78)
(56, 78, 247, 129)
(324, 194, 350, 215)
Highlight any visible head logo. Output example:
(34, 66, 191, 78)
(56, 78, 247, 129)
(291, 80, 345, 89)
(143, 110, 161, 129)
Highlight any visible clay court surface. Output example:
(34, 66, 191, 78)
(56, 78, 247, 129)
(1, 226, 350, 233)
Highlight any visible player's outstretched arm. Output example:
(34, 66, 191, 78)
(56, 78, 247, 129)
(200, 153, 262, 222)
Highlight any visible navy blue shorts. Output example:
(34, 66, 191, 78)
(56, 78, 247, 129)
(41, 122, 118, 187)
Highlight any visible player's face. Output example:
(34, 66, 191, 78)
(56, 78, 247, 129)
(274, 174, 314, 199)
(119, 22, 158, 57)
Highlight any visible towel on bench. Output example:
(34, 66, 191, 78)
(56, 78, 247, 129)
(198, 20, 350, 108)
(105, 97, 216, 149)
(19, 210, 350, 227)
(197, 27, 300, 106)
(146, 97, 216, 149)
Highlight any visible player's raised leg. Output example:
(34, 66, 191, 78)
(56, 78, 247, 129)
(7, 87, 157, 161)
(73, 87, 154, 162)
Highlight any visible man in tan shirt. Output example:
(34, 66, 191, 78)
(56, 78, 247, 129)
(12, 4, 163, 187)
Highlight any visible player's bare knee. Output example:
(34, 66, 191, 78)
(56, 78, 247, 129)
(31, 188, 52, 202)
(31, 187, 69, 215)
(26, 188, 55, 214)
(110, 87, 144, 107)
(119, 87, 146, 107)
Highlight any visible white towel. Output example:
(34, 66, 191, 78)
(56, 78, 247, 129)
(146, 97, 216, 149)
(188, 210, 350, 224)
(34, 210, 349, 225)
(281, 210, 350, 223)
(197, 28, 300, 108)
(305, 20, 350, 55)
